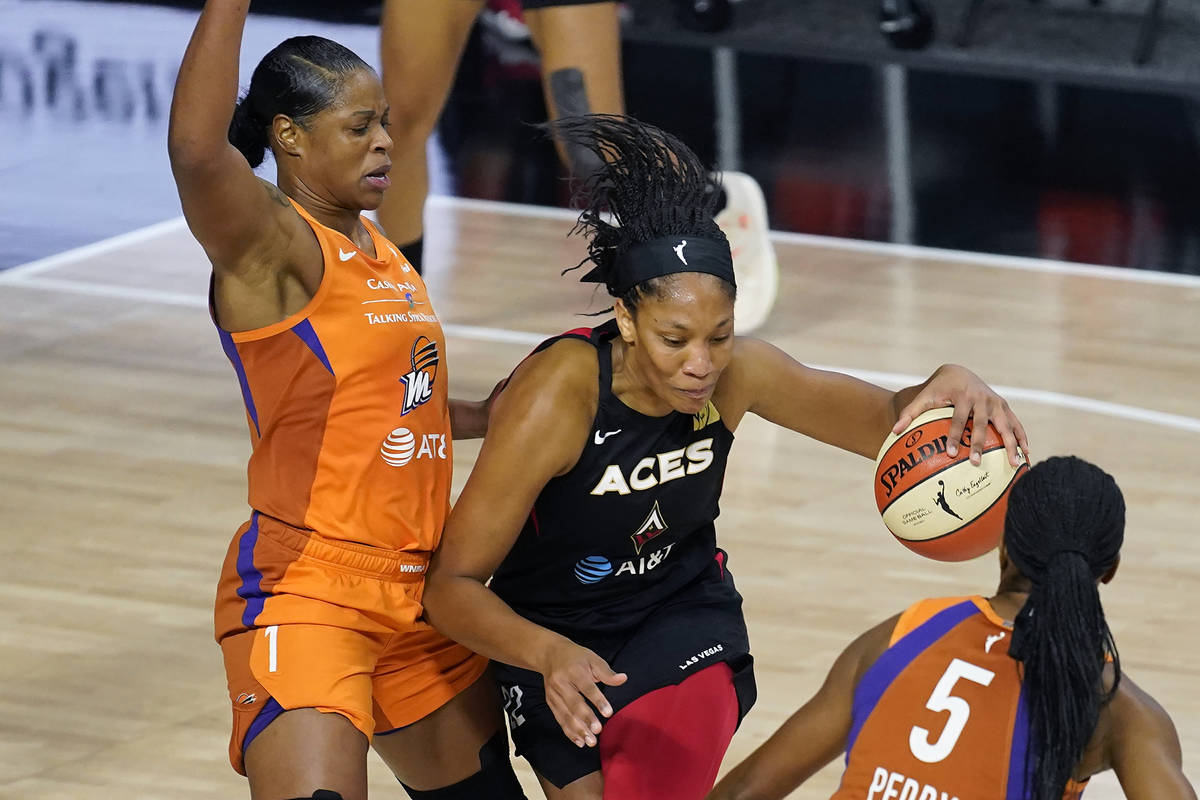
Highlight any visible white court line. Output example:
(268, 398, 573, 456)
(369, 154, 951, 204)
(769, 230, 1200, 289)
(4, 201, 1200, 433)
(6, 274, 1199, 435)
(2, 276, 546, 348)
(0, 217, 189, 281)
(8, 197, 1200, 288)
(427, 194, 580, 223)
(430, 195, 1200, 288)
(813, 366, 1200, 435)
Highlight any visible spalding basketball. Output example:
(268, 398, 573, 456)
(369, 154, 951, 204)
(874, 407, 1027, 561)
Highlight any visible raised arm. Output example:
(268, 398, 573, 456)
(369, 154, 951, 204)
(423, 341, 627, 747)
(167, 0, 307, 278)
(706, 615, 895, 800)
(721, 337, 1027, 466)
(1103, 675, 1197, 800)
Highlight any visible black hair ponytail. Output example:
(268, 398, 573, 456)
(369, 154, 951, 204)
(228, 97, 270, 168)
(1005, 455, 1124, 800)
(545, 114, 732, 312)
(226, 35, 372, 167)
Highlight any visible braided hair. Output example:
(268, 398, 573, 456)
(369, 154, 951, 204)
(228, 36, 372, 168)
(1005, 456, 1124, 800)
(545, 114, 733, 313)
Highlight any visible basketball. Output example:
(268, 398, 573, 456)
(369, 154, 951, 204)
(874, 407, 1028, 561)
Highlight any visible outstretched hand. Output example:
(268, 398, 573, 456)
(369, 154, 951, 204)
(539, 638, 628, 748)
(892, 364, 1028, 467)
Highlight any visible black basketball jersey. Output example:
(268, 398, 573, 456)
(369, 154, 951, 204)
(490, 321, 736, 639)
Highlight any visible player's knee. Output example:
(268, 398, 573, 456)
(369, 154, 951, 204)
(399, 730, 526, 799)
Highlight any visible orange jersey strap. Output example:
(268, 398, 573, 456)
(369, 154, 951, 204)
(888, 596, 974, 646)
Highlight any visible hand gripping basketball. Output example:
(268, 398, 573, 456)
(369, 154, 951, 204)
(892, 364, 1029, 468)
(876, 407, 1028, 561)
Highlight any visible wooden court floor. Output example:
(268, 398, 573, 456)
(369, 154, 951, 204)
(1, 197, 1197, 798)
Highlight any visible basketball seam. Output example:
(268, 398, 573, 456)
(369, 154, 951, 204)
(878, 443, 1012, 517)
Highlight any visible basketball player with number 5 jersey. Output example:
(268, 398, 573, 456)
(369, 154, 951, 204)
(708, 457, 1196, 800)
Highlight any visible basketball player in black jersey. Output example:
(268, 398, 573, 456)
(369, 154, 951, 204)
(421, 115, 1030, 800)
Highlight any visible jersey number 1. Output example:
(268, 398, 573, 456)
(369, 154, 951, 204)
(909, 658, 995, 763)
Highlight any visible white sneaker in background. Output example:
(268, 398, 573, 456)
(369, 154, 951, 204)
(713, 170, 778, 334)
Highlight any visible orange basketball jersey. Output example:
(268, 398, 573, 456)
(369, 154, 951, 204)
(831, 596, 1086, 800)
(215, 202, 452, 553)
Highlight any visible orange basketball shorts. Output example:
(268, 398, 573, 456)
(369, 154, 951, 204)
(214, 512, 488, 774)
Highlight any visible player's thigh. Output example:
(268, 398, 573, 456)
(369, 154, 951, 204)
(379, 0, 485, 137)
(495, 663, 604, 795)
(222, 626, 379, 799)
(370, 629, 497, 789)
(244, 708, 369, 800)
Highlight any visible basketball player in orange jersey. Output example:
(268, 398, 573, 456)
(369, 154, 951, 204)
(376, 0, 780, 332)
(419, 115, 1029, 800)
(708, 456, 1196, 800)
(168, 3, 525, 799)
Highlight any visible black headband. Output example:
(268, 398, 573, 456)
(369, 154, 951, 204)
(580, 235, 735, 297)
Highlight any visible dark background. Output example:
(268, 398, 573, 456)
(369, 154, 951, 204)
(4, 0, 1199, 273)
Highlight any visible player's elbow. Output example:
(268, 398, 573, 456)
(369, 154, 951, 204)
(420, 569, 474, 629)
(167, 131, 220, 173)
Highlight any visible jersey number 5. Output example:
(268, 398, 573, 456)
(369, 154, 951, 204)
(909, 658, 995, 763)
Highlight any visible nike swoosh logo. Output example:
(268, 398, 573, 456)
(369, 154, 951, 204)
(594, 429, 622, 445)
(338, 249, 356, 261)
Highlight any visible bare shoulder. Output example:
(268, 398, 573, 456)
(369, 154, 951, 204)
(1105, 672, 1182, 742)
(506, 337, 599, 403)
(1082, 668, 1195, 798)
(719, 335, 815, 390)
(729, 335, 784, 367)
(249, 178, 318, 265)
(712, 336, 785, 426)
(488, 336, 600, 473)
(846, 612, 902, 682)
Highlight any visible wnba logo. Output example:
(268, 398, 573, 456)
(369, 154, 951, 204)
(399, 336, 439, 415)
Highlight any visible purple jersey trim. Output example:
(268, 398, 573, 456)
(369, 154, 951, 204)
(218, 327, 261, 437)
(846, 599, 979, 759)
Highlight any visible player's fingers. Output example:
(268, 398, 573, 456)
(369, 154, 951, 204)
(987, 399, 1023, 467)
(1013, 415, 1031, 465)
(567, 689, 603, 743)
(946, 402, 972, 459)
(893, 395, 930, 435)
(547, 687, 599, 748)
(968, 404, 991, 466)
(592, 657, 628, 694)
(579, 679, 614, 724)
(996, 416, 1020, 467)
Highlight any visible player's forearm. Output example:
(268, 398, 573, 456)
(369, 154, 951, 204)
(422, 575, 565, 672)
(448, 398, 487, 440)
(168, 0, 250, 164)
(707, 767, 775, 800)
(707, 750, 809, 800)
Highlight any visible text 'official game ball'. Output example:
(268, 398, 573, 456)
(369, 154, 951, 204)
(874, 407, 1027, 561)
